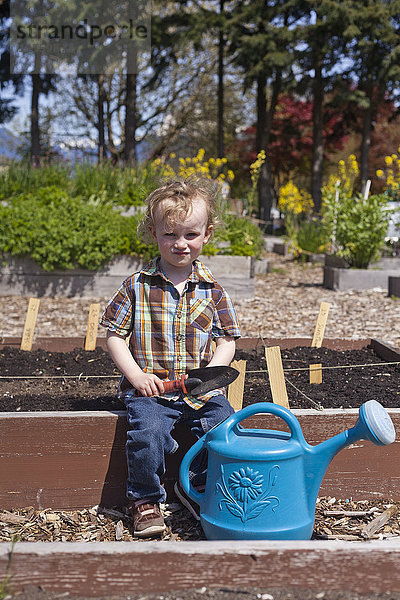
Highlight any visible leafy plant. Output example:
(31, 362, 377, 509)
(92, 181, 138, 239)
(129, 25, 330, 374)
(376, 147, 400, 202)
(295, 218, 329, 254)
(0, 160, 71, 199)
(72, 160, 163, 207)
(0, 189, 149, 271)
(153, 148, 235, 185)
(0, 156, 264, 268)
(321, 192, 394, 268)
(202, 215, 264, 258)
(278, 180, 318, 256)
(246, 150, 266, 216)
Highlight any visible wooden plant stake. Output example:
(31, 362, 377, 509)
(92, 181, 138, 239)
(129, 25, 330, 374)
(228, 360, 246, 411)
(264, 346, 289, 409)
(363, 179, 371, 200)
(311, 301, 331, 348)
(309, 363, 322, 385)
(20, 298, 40, 351)
(85, 303, 101, 351)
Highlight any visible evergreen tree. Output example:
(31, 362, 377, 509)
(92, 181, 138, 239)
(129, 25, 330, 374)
(228, 0, 305, 223)
(0, 0, 24, 125)
(295, 1, 352, 212)
(345, 0, 400, 189)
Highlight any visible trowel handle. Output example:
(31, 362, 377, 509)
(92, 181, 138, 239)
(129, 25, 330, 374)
(179, 436, 207, 504)
(225, 402, 306, 443)
(163, 375, 188, 394)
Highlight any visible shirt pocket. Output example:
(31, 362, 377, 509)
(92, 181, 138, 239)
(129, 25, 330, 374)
(189, 298, 215, 333)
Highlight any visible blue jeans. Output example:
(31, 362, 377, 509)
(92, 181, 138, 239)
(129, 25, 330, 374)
(123, 393, 234, 503)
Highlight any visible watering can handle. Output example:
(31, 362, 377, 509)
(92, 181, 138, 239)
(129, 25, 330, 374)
(227, 402, 306, 443)
(178, 435, 207, 505)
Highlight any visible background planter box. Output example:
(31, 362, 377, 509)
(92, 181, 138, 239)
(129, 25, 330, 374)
(0, 337, 399, 510)
(0, 254, 269, 300)
(323, 265, 400, 291)
(324, 256, 400, 291)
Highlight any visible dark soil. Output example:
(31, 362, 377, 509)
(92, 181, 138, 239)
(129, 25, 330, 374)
(1, 344, 400, 411)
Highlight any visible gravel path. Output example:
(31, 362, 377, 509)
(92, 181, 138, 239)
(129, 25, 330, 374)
(1, 255, 400, 348)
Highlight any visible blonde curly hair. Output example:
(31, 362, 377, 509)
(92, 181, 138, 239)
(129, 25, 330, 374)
(137, 177, 221, 243)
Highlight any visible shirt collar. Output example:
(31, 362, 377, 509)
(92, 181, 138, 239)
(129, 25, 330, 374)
(141, 257, 216, 284)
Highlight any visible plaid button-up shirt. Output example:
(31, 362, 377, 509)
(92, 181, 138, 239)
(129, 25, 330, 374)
(100, 257, 241, 409)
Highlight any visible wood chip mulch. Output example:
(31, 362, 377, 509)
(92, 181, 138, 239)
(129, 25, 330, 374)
(0, 502, 204, 543)
(1, 497, 399, 543)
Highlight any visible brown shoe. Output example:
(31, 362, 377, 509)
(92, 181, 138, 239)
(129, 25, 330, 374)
(131, 502, 166, 538)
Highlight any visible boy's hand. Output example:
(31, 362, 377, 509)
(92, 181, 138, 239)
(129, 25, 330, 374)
(106, 332, 165, 397)
(133, 372, 165, 397)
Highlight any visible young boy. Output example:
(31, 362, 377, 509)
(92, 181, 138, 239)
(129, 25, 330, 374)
(100, 178, 241, 537)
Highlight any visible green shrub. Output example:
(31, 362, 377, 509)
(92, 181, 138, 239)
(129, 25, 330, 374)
(0, 161, 71, 199)
(72, 160, 163, 206)
(321, 192, 394, 268)
(203, 215, 264, 257)
(0, 162, 265, 269)
(295, 218, 329, 254)
(0, 189, 149, 271)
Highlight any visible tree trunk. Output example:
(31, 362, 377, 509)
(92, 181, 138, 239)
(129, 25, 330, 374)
(217, 0, 224, 158)
(31, 73, 41, 166)
(257, 72, 281, 224)
(311, 58, 324, 213)
(360, 80, 373, 191)
(97, 75, 106, 162)
(124, 55, 137, 165)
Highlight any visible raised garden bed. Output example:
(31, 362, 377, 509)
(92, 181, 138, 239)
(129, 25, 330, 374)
(323, 256, 400, 291)
(1, 337, 400, 597)
(1, 337, 399, 509)
(2, 337, 400, 412)
(0, 254, 269, 301)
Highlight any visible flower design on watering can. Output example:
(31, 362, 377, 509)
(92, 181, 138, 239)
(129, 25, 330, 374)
(216, 464, 280, 523)
(229, 467, 263, 502)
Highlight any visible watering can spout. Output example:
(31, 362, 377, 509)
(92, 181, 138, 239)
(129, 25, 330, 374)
(305, 400, 396, 510)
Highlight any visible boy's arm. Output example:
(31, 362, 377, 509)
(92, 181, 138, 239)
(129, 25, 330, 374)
(106, 331, 165, 397)
(207, 336, 236, 367)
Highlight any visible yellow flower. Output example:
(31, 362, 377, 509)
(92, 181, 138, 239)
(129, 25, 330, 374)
(376, 169, 384, 178)
(385, 156, 393, 166)
(169, 152, 176, 159)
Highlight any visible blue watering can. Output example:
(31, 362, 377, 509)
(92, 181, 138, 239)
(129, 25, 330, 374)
(179, 400, 396, 540)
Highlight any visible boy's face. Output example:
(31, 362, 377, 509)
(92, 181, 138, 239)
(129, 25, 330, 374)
(150, 197, 213, 272)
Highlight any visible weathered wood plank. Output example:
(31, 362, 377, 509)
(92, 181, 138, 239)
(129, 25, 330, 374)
(1, 411, 399, 509)
(0, 337, 375, 352)
(1, 540, 400, 596)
